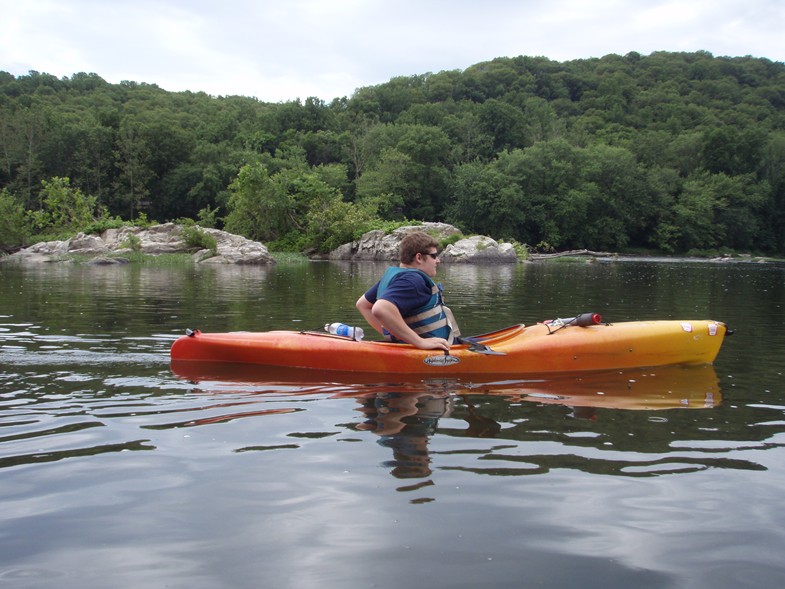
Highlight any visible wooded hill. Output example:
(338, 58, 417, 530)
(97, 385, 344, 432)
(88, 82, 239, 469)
(2, 50, 785, 255)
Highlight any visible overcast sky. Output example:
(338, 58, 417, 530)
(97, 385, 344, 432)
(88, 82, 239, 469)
(2, 0, 783, 103)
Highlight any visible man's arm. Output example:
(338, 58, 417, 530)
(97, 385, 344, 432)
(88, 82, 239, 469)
(372, 299, 450, 351)
(356, 294, 386, 335)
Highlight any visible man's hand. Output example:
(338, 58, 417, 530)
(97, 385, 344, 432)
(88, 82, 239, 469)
(414, 337, 451, 352)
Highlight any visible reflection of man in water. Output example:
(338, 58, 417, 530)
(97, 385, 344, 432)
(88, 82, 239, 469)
(355, 392, 452, 479)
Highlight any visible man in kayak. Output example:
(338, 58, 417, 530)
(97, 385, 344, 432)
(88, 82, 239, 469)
(356, 231, 456, 352)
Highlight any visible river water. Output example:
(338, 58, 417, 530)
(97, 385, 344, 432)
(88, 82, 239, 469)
(1, 258, 784, 589)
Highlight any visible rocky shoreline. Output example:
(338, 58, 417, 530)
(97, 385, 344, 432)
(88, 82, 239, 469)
(2, 223, 770, 266)
(1, 222, 520, 266)
(1, 223, 276, 265)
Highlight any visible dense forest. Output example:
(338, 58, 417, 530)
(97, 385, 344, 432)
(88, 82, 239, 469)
(2, 50, 785, 255)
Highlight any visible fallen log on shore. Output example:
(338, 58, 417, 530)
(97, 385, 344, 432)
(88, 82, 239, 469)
(529, 249, 616, 260)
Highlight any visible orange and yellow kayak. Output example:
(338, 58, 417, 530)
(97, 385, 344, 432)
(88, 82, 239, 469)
(170, 319, 729, 376)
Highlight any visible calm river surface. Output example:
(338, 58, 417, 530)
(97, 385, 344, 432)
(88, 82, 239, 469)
(1, 258, 784, 589)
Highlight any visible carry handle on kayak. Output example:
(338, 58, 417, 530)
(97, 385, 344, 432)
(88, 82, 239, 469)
(543, 312, 603, 334)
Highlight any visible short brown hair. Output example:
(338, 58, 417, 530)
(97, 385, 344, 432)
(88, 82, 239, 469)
(399, 231, 438, 264)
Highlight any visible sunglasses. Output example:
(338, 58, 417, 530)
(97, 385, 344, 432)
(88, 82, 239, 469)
(421, 252, 440, 259)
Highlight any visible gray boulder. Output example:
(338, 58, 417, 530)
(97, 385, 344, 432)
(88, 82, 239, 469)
(440, 235, 518, 263)
(329, 223, 462, 261)
(196, 228, 275, 265)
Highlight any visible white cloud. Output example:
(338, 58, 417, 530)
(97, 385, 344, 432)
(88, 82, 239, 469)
(1, 0, 783, 102)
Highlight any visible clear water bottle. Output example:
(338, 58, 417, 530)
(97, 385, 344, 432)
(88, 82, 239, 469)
(324, 322, 364, 340)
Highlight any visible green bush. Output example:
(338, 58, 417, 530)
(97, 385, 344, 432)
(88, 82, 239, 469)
(38, 177, 98, 232)
(0, 189, 31, 248)
(81, 213, 154, 236)
(123, 233, 142, 252)
(197, 206, 220, 228)
(438, 233, 463, 249)
(508, 239, 530, 259)
(181, 225, 217, 254)
(81, 217, 130, 235)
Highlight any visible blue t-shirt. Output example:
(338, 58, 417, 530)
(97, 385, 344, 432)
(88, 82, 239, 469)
(364, 270, 433, 317)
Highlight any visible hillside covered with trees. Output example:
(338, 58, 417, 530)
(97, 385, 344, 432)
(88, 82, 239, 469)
(2, 50, 785, 255)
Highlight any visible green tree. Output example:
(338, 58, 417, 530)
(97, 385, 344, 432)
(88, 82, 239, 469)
(225, 160, 358, 251)
(656, 172, 729, 252)
(225, 163, 293, 242)
(303, 193, 374, 252)
(714, 173, 768, 250)
(567, 144, 653, 250)
(354, 148, 410, 219)
(393, 125, 451, 218)
(35, 176, 99, 232)
(113, 120, 153, 219)
(10, 104, 49, 206)
(520, 97, 561, 143)
(761, 133, 785, 251)
(71, 117, 114, 201)
(446, 160, 524, 237)
(477, 98, 529, 151)
(0, 188, 30, 248)
(439, 109, 495, 162)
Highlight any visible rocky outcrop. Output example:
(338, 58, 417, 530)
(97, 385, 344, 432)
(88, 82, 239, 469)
(440, 235, 518, 263)
(329, 223, 461, 261)
(3, 223, 275, 265)
(193, 228, 275, 265)
(329, 223, 519, 263)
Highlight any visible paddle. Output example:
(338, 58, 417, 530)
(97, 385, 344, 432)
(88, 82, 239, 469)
(424, 335, 505, 365)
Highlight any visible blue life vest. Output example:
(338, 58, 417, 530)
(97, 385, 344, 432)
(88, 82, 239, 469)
(377, 267, 455, 343)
